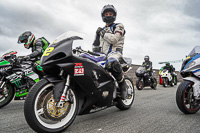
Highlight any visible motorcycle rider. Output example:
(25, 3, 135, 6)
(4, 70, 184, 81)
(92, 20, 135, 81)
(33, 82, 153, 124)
(163, 62, 173, 77)
(142, 55, 155, 83)
(171, 64, 176, 79)
(142, 55, 152, 76)
(92, 5, 128, 99)
(17, 31, 49, 78)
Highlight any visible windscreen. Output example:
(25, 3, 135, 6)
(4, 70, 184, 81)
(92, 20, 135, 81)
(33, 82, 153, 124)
(1, 50, 17, 58)
(52, 31, 86, 44)
(188, 46, 200, 57)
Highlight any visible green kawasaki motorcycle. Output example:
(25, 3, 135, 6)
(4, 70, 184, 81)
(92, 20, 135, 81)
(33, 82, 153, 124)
(0, 51, 39, 108)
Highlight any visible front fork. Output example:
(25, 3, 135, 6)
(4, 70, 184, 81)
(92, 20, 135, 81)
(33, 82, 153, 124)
(56, 75, 71, 107)
(0, 77, 5, 92)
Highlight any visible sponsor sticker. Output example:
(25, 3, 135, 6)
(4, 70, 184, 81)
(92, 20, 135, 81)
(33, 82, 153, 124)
(74, 63, 84, 76)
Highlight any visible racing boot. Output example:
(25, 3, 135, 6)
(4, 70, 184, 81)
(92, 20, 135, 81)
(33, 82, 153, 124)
(118, 77, 128, 100)
(106, 60, 128, 100)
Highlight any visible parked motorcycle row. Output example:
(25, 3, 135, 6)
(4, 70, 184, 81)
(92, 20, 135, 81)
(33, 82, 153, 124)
(0, 32, 200, 132)
(135, 65, 177, 90)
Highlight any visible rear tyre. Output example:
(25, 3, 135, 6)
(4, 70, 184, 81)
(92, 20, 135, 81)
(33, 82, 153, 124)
(24, 78, 78, 133)
(116, 76, 135, 110)
(136, 79, 144, 90)
(0, 82, 14, 108)
(176, 80, 200, 114)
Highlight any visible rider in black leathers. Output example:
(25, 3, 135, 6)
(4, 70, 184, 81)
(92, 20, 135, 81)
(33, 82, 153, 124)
(142, 55, 156, 83)
(142, 55, 153, 76)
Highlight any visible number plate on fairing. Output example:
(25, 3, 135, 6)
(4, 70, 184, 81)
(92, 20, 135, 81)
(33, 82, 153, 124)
(74, 63, 84, 76)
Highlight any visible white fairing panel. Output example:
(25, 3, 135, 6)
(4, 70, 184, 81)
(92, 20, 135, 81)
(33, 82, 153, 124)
(184, 77, 200, 99)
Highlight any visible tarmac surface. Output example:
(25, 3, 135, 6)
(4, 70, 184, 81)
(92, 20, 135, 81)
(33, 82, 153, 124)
(1, 84, 200, 133)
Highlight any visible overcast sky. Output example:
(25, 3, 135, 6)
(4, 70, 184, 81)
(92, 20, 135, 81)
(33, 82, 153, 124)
(0, 0, 200, 70)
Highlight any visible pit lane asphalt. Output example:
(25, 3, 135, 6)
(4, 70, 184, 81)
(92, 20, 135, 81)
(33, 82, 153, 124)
(0, 83, 200, 133)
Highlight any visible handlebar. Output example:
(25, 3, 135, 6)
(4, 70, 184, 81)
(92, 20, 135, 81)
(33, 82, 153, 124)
(74, 47, 100, 56)
(87, 51, 100, 56)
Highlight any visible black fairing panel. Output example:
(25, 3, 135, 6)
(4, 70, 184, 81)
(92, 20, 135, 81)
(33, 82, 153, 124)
(58, 56, 114, 93)
(41, 38, 73, 67)
(40, 36, 115, 115)
(57, 56, 115, 114)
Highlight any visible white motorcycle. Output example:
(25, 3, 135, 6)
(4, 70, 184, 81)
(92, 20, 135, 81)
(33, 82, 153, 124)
(176, 46, 200, 114)
(160, 69, 174, 87)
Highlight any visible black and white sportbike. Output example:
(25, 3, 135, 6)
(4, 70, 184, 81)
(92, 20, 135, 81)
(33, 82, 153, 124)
(176, 46, 200, 114)
(135, 66, 157, 90)
(0, 51, 39, 108)
(24, 31, 135, 133)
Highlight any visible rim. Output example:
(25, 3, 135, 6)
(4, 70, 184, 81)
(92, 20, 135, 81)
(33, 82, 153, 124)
(0, 84, 11, 104)
(122, 79, 134, 105)
(183, 83, 200, 111)
(34, 84, 77, 129)
(137, 80, 143, 89)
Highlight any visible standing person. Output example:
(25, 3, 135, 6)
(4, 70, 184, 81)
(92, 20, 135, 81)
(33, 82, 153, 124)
(92, 4, 127, 99)
(18, 31, 49, 78)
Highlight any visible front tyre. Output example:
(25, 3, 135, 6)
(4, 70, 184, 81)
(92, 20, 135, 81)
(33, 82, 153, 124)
(174, 76, 177, 85)
(136, 79, 144, 90)
(24, 78, 78, 133)
(162, 78, 167, 87)
(0, 82, 14, 108)
(116, 76, 135, 110)
(176, 80, 200, 114)
(150, 78, 157, 90)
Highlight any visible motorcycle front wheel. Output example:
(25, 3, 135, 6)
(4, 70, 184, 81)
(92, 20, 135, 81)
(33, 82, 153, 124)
(24, 78, 78, 133)
(176, 80, 200, 114)
(136, 79, 144, 90)
(174, 76, 177, 85)
(162, 78, 167, 87)
(0, 82, 14, 108)
(150, 78, 157, 90)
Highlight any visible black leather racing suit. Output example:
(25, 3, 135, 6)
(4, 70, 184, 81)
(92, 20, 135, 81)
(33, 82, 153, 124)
(142, 61, 153, 76)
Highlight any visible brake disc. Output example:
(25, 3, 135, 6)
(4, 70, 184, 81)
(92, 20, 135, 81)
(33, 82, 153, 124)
(43, 91, 71, 121)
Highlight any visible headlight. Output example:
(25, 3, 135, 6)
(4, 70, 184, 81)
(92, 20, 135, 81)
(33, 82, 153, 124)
(185, 61, 196, 69)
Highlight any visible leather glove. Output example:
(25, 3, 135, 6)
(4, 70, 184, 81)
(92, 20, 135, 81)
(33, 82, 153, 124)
(96, 27, 106, 38)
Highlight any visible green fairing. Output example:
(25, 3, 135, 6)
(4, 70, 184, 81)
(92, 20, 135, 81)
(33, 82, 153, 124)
(36, 60, 41, 64)
(11, 78, 21, 83)
(14, 81, 22, 87)
(0, 60, 10, 65)
(15, 89, 28, 97)
(35, 78, 39, 82)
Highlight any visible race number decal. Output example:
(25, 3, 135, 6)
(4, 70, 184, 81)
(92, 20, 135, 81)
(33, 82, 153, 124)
(43, 47, 54, 56)
(74, 63, 84, 76)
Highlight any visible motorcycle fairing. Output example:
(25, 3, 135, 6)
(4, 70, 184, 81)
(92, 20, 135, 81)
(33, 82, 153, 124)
(41, 37, 115, 112)
(57, 56, 115, 114)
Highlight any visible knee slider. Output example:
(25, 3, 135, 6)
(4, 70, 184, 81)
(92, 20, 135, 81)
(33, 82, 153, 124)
(106, 60, 122, 73)
(112, 61, 122, 73)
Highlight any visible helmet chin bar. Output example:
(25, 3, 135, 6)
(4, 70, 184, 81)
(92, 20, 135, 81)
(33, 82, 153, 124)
(106, 21, 114, 25)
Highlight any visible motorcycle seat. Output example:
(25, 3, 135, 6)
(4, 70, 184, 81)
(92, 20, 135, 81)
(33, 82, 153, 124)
(80, 52, 106, 62)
